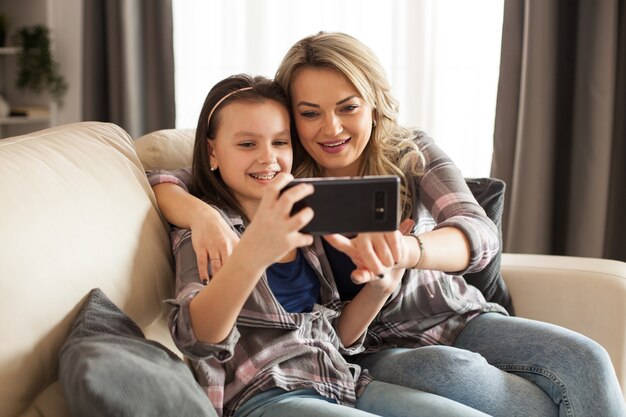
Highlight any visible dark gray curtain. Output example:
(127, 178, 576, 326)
(82, 0, 175, 138)
(492, 0, 626, 262)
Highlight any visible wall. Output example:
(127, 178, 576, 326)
(46, 0, 82, 125)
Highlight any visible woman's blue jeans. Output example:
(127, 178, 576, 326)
(355, 313, 626, 417)
(234, 380, 490, 417)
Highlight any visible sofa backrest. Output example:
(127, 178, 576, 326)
(135, 127, 194, 170)
(0, 122, 176, 417)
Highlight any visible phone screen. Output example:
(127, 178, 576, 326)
(283, 176, 400, 235)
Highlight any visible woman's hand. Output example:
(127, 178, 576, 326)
(153, 182, 240, 281)
(323, 219, 415, 284)
(189, 208, 240, 281)
(363, 267, 405, 294)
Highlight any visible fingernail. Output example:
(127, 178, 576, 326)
(202, 279, 208, 285)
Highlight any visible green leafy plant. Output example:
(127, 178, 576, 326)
(13, 25, 68, 105)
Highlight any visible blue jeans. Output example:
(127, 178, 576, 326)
(356, 313, 626, 417)
(234, 381, 490, 417)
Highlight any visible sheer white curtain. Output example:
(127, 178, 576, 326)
(173, 0, 503, 177)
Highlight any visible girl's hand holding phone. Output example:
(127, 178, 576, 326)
(242, 173, 315, 266)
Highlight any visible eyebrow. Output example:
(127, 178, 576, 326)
(232, 130, 290, 138)
(296, 95, 358, 108)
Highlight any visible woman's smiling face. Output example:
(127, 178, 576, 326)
(290, 67, 374, 177)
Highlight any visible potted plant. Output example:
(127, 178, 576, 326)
(13, 25, 68, 105)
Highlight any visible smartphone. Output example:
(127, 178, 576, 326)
(283, 175, 400, 235)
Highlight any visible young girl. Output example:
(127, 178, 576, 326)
(165, 74, 489, 417)
(152, 34, 625, 417)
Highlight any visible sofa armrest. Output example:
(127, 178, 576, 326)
(500, 253, 626, 399)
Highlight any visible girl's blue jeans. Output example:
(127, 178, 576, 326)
(356, 312, 626, 417)
(234, 380, 490, 417)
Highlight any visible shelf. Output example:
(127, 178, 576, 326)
(0, 47, 20, 55)
(0, 4, 56, 140)
(0, 115, 50, 125)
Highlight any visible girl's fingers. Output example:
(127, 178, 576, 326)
(281, 186, 314, 215)
(290, 206, 315, 232)
(271, 174, 314, 206)
(256, 173, 294, 212)
(295, 233, 315, 248)
(269, 172, 294, 195)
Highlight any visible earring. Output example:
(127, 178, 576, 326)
(210, 165, 217, 172)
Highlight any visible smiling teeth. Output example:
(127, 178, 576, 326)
(323, 139, 348, 147)
(250, 172, 277, 180)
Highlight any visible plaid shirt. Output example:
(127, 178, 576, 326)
(167, 217, 371, 417)
(148, 132, 508, 411)
(353, 132, 507, 351)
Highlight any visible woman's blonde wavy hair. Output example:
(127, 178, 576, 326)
(275, 31, 424, 219)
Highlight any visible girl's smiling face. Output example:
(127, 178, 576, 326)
(209, 99, 292, 217)
(290, 67, 374, 177)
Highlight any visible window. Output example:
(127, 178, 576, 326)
(173, 0, 504, 177)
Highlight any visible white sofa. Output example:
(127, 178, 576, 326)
(0, 122, 623, 416)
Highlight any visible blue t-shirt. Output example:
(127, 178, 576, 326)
(267, 249, 321, 313)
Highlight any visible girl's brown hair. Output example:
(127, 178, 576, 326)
(190, 74, 294, 220)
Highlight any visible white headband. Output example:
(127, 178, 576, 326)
(206, 86, 254, 130)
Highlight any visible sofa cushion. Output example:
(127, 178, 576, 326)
(464, 177, 513, 313)
(59, 288, 216, 417)
(18, 382, 70, 417)
(0, 122, 177, 417)
(135, 128, 195, 170)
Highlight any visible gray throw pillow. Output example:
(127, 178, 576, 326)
(59, 288, 217, 417)
(464, 178, 514, 314)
